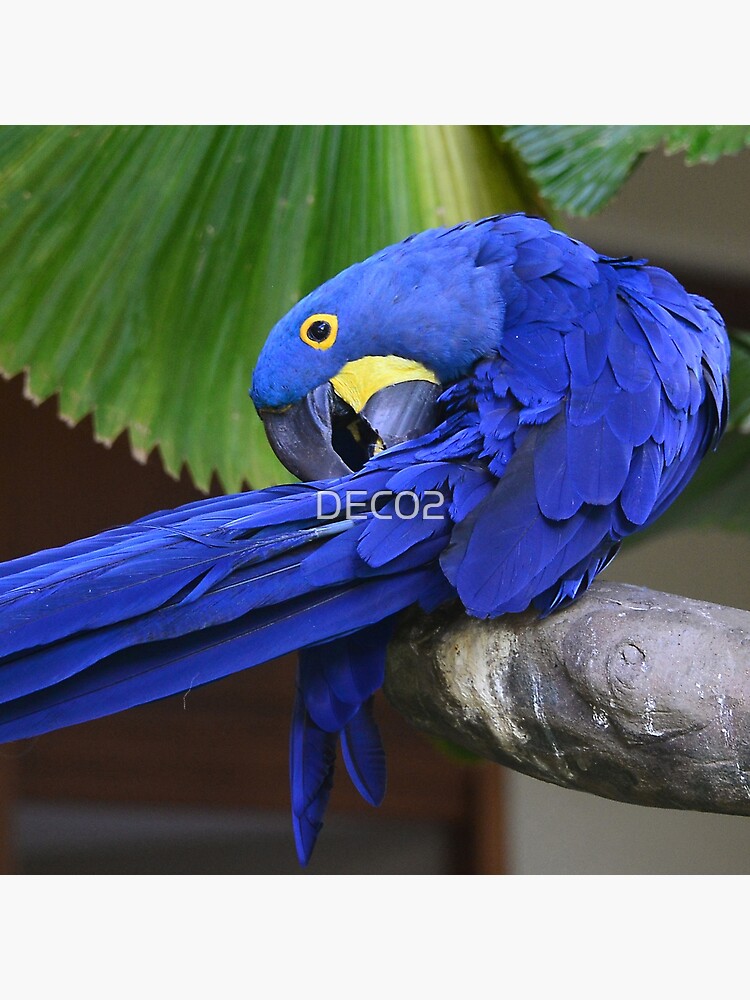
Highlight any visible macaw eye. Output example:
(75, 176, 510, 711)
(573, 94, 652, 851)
(300, 313, 338, 350)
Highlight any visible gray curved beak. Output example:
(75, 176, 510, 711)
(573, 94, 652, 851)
(257, 379, 442, 482)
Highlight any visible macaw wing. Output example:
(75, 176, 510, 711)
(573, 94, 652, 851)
(441, 262, 729, 619)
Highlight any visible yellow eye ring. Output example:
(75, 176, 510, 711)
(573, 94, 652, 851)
(300, 313, 338, 350)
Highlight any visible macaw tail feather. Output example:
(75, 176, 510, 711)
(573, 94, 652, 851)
(292, 625, 390, 864)
(0, 473, 450, 862)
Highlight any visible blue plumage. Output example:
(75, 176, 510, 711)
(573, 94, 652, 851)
(0, 214, 731, 864)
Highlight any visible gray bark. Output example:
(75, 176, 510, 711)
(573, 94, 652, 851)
(385, 581, 750, 815)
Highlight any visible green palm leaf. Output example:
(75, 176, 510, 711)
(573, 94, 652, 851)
(503, 125, 750, 216)
(0, 125, 534, 490)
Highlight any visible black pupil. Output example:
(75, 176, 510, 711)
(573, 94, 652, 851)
(307, 320, 331, 342)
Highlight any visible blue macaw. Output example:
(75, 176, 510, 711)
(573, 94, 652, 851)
(0, 214, 730, 864)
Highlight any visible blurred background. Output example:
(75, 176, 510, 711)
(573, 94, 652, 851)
(1, 127, 749, 874)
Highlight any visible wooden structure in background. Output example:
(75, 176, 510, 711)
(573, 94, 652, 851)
(0, 374, 506, 874)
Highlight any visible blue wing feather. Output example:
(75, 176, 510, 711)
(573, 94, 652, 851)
(441, 218, 729, 620)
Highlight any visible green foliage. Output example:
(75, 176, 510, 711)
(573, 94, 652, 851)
(0, 125, 532, 490)
(649, 429, 750, 535)
(727, 331, 750, 433)
(503, 125, 750, 216)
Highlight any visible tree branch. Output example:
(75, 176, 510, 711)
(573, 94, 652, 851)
(385, 581, 750, 814)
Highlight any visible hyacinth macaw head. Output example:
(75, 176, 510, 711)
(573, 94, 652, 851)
(250, 225, 502, 480)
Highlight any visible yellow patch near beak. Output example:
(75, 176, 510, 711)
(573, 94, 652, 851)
(330, 356, 439, 414)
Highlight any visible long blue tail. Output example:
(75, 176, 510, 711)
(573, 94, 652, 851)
(0, 470, 452, 863)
